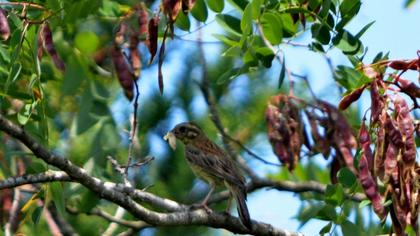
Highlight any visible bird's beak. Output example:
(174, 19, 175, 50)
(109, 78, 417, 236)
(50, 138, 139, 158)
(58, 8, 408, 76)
(163, 131, 177, 150)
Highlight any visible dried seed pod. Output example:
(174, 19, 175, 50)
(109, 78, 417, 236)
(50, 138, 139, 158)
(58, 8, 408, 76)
(114, 23, 127, 45)
(397, 77, 420, 98)
(182, 0, 196, 12)
(370, 79, 385, 124)
(37, 25, 44, 60)
(338, 86, 365, 110)
(394, 96, 416, 166)
(163, 0, 182, 22)
(0, 8, 10, 40)
(305, 111, 330, 158)
(388, 60, 418, 71)
(111, 44, 134, 100)
(137, 3, 149, 40)
(266, 95, 304, 170)
(359, 121, 374, 172)
(39, 23, 65, 71)
(129, 32, 141, 78)
(147, 15, 159, 64)
(359, 151, 386, 219)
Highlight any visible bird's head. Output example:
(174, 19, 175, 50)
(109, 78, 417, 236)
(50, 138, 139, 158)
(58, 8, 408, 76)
(169, 122, 203, 145)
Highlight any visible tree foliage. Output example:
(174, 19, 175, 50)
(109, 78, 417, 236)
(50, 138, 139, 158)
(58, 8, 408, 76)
(0, 0, 419, 235)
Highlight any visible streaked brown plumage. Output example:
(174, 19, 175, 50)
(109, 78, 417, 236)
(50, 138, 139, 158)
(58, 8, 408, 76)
(169, 122, 252, 229)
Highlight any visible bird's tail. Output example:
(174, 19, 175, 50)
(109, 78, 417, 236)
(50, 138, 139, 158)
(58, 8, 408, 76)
(230, 184, 252, 230)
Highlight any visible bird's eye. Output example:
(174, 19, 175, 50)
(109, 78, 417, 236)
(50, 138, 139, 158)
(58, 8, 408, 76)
(179, 126, 186, 133)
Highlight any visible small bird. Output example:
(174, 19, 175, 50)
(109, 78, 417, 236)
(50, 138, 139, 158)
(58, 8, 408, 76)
(164, 122, 252, 230)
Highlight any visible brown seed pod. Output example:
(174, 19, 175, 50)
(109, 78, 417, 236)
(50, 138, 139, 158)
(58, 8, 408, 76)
(0, 8, 10, 40)
(388, 60, 418, 71)
(39, 23, 66, 71)
(182, 0, 196, 12)
(114, 23, 127, 45)
(129, 32, 141, 78)
(338, 86, 365, 110)
(137, 3, 149, 40)
(266, 95, 303, 170)
(147, 15, 159, 64)
(397, 77, 420, 98)
(163, 0, 182, 22)
(394, 96, 416, 166)
(111, 44, 134, 101)
(359, 121, 374, 173)
(370, 79, 385, 124)
(359, 151, 386, 219)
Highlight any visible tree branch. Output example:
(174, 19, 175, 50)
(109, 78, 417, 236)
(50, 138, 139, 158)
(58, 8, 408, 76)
(0, 114, 302, 235)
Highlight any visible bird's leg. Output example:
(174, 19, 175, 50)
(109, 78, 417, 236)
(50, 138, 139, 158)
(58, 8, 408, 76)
(224, 194, 233, 215)
(199, 185, 215, 213)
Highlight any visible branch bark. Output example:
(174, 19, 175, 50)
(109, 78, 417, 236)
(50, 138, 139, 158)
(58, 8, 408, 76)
(0, 114, 302, 236)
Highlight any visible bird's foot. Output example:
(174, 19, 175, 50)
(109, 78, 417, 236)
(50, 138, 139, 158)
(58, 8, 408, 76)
(190, 203, 212, 213)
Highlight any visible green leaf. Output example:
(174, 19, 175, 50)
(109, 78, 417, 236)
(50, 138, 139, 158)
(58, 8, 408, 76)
(341, 220, 362, 236)
(278, 57, 286, 89)
(359, 199, 371, 209)
(316, 204, 337, 221)
(191, 0, 208, 22)
(355, 21, 375, 39)
(319, 0, 331, 18)
(337, 167, 357, 188)
(206, 0, 224, 12)
(332, 30, 362, 55)
(62, 55, 86, 95)
(339, 0, 361, 16)
(78, 190, 100, 212)
(255, 47, 274, 68)
(212, 34, 240, 46)
(297, 203, 325, 227)
(279, 14, 297, 37)
(311, 23, 330, 45)
(404, 0, 417, 8)
(325, 184, 345, 206)
(31, 207, 43, 225)
(241, 3, 253, 35)
(260, 12, 283, 45)
(175, 11, 191, 31)
(222, 46, 241, 57)
(250, 0, 263, 19)
(227, 0, 249, 12)
(50, 182, 66, 217)
(319, 222, 333, 235)
(216, 14, 242, 36)
(75, 31, 99, 55)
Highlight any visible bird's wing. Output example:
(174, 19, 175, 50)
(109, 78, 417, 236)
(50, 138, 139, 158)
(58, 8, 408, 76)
(186, 142, 245, 186)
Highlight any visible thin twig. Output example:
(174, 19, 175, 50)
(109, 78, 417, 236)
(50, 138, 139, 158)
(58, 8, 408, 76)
(0, 2, 45, 10)
(223, 134, 280, 167)
(123, 79, 141, 186)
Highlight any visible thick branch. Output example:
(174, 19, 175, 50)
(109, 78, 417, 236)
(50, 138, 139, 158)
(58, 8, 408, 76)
(0, 114, 300, 235)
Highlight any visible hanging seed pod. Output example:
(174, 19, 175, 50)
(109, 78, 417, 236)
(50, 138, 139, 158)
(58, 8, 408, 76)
(163, 0, 182, 22)
(266, 95, 303, 170)
(359, 151, 386, 219)
(370, 79, 385, 123)
(0, 8, 10, 40)
(388, 60, 418, 71)
(397, 77, 420, 98)
(182, 0, 196, 12)
(129, 32, 141, 78)
(137, 3, 149, 40)
(111, 44, 134, 101)
(39, 23, 66, 71)
(359, 121, 374, 173)
(338, 86, 365, 110)
(147, 15, 159, 63)
(114, 23, 127, 45)
(394, 96, 416, 166)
